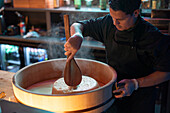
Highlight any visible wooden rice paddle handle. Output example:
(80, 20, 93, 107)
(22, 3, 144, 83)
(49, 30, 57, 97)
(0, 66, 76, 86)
(63, 15, 82, 86)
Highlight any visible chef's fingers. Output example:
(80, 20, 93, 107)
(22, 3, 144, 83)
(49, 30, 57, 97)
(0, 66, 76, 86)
(64, 43, 67, 47)
(114, 90, 126, 98)
(64, 42, 68, 47)
(64, 47, 68, 51)
(65, 51, 71, 56)
(64, 43, 73, 53)
(64, 47, 71, 51)
(64, 41, 72, 49)
(113, 88, 123, 93)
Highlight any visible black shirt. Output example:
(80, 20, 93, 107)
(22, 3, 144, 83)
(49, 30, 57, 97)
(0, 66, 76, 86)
(78, 14, 170, 81)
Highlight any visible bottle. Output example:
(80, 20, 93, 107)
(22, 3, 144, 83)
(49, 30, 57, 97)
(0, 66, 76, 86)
(19, 17, 26, 36)
(15, 12, 26, 36)
(156, 0, 161, 9)
(74, 0, 81, 9)
(86, 0, 92, 7)
(65, 0, 70, 6)
(152, 0, 157, 9)
(59, 0, 64, 7)
(54, 0, 60, 8)
(100, 0, 106, 10)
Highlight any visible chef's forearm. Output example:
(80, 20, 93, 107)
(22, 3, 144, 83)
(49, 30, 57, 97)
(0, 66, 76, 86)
(70, 23, 83, 37)
(137, 71, 170, 88)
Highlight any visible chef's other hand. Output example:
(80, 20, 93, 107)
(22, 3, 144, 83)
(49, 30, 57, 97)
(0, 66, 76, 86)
(113, 79, 138, 98)
(64, 33, 83, 62)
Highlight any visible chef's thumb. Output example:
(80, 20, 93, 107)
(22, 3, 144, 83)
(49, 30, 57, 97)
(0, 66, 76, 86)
(118, 79, 126, 84)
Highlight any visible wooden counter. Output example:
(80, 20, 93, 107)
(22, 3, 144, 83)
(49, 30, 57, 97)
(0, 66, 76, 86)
(0, 70, 56, 113)
(0, 70, 15, 100)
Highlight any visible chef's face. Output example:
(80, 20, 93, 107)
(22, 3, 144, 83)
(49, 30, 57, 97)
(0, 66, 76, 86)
(109, 8, 139, 31)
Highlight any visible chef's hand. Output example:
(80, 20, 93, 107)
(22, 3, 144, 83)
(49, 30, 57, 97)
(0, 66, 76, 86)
(113, 79, 137, 98)
(64, 33, 83, 62)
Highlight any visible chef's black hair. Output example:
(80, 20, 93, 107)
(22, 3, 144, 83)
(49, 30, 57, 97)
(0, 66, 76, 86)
(108, 0, 141, 15)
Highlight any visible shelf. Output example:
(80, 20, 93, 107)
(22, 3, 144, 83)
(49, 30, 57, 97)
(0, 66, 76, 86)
(151, 9, 170, 11)
(5, 7, 110, 14)
(141, 9, 151, 14)
(151, 9, 170, 18)
(7, 60, 20, 65)
(5, 7, 152, 14)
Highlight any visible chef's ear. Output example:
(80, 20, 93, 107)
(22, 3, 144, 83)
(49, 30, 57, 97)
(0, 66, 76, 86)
(133, 9, 140, 17)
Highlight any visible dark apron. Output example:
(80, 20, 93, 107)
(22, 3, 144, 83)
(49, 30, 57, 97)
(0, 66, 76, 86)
(104, 29, 157, 113)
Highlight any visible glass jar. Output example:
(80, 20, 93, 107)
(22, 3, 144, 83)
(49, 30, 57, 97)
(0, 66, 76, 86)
(100, 0, 106, 10)
(74, 0, 81, 9)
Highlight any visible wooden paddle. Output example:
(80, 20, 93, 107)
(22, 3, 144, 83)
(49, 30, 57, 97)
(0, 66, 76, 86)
(63, 14, 82, 87)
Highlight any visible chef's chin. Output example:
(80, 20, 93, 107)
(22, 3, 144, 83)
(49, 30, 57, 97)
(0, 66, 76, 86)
(116, 26, 129, 31)
(116, 27, 124, 31)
